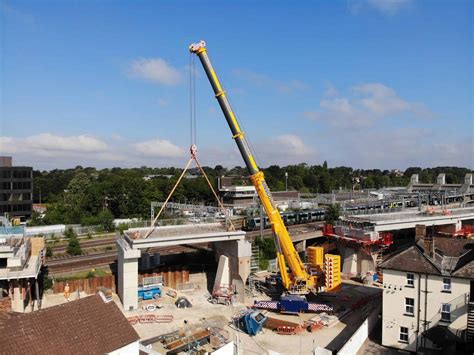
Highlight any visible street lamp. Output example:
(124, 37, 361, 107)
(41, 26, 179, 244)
(285, 172, 288, 192)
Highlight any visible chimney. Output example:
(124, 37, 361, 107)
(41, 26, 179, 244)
(415, 224, 426, 242)
(422, 226, 434, 258)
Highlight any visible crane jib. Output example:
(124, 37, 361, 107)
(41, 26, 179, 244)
(189, 41, 316, 294)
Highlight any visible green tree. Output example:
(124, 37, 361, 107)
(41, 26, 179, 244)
(98, 209, 114, 232)
(326, 204, 341, 224)
(67, 238, 82, 256)
(46, 246, 53, 257)
(64, 227, 75, 239)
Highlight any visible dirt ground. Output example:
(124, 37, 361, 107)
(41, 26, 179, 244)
(42, 274, 382, 354)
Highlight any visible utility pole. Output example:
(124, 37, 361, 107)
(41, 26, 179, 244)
(285, 172, 288, 192)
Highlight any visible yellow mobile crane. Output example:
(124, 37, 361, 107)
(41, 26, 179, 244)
(189, 40, 317, 296)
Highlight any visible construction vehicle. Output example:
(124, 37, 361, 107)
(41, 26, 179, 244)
(208, 285, 234, 306)
(253, 296, 333, 314)
(189, 40, 322, 301)
(232, 309, 268, 336)
(138, 284, 161, 301)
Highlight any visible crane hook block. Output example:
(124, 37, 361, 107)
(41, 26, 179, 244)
(189, 40, 206, 53)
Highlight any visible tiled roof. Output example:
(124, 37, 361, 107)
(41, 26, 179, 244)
(381, 238, 474, 278)
(380, 245, 439, 274)
(0, 294, 139, 355)
(452, 257, 474, 278)
(432, 237, 473, 257)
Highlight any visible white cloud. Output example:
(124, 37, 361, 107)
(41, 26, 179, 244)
(233, 69, 308, 94)
(321, 127, 474, 169)
(0, 133, 188, 169)
(0, 134, 107, 155)
(304, 82, 432, 128)
(349, 0, 412, 15)
(134, 138, 185, 158)
(129, 58, 182, 86)
(255, 134, 317, 166)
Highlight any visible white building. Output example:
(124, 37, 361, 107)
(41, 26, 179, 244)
(380, 236, 473, 353)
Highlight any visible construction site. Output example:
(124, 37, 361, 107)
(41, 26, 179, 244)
(1, 23, 473, 354)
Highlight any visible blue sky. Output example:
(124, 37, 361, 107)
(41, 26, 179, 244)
(0, 0, 472, 170)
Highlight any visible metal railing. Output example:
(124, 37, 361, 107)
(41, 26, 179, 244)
(423, 292, 470, 335)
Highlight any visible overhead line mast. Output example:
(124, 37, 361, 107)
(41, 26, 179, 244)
(189, 40, 316, 294)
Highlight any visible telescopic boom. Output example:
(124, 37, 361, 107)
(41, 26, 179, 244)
(189, 40, 316, 294)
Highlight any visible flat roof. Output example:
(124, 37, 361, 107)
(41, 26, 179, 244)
(0, 255, 41, 280)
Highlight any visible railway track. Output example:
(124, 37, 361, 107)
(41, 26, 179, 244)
(50, 237, 116, 253)
(46, 252, 118, 274)
(46, 243, 213, 275)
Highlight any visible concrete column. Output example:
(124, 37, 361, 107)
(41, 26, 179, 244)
(117, 236, 141, 311)
(455, 220, 462, 231)
(295, 240, 306, 253)
(214, 239, 251, 303)
(342, 246, 358, 275)
(12, 280, 23, 313)
(357, 249, 375, 275)
(214, 255, 231, 291)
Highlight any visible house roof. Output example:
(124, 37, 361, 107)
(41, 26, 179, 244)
(452, 259, 474, 278)
(380, 245, 439, 274)
(0, 294, 139, 355)
(432, 237, 474, 257)
(381, 237, 474, 278)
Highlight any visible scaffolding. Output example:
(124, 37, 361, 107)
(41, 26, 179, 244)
(246, 244, 259, 296)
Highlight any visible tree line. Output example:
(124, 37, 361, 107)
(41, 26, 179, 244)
(31, 164, 471, 225)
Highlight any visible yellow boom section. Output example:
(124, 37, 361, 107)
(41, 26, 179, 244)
(189, 40, 316, 294)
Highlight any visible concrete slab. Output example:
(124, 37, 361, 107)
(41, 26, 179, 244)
(0, 255, 42, 280)
(124, 223, 246, 249)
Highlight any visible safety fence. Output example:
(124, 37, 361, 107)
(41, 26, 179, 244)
(51, 269, 190, 294)
(52, 275, 116, 294)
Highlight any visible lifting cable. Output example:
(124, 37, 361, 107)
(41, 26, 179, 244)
(143, 57, 235, 239)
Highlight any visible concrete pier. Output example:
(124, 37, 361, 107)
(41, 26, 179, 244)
(116, 223, 247, 310)
(214, 239, 252, 302)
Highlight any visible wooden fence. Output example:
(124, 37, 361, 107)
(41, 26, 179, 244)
(52, 275, 115, 294)
(52, 268, 190, 294)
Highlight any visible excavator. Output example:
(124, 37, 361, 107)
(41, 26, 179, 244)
(189, 41, 325, 312)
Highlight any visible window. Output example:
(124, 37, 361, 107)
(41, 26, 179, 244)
(441, 303, 451, 322)
(442, 278, 451, 292)
(399, 326, 409, 342)
(405, 297, 414, 315)
(406, 273, 414, 287)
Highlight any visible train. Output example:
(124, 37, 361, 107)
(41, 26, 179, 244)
(243, 209, 326, 231)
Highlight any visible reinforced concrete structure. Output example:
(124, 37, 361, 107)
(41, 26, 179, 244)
(116, 223, 248, 310)
(325, 207, 474, 276)
(0, 231, 44, 312)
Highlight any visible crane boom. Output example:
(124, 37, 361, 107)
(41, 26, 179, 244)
(189, 40, 316, 294)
